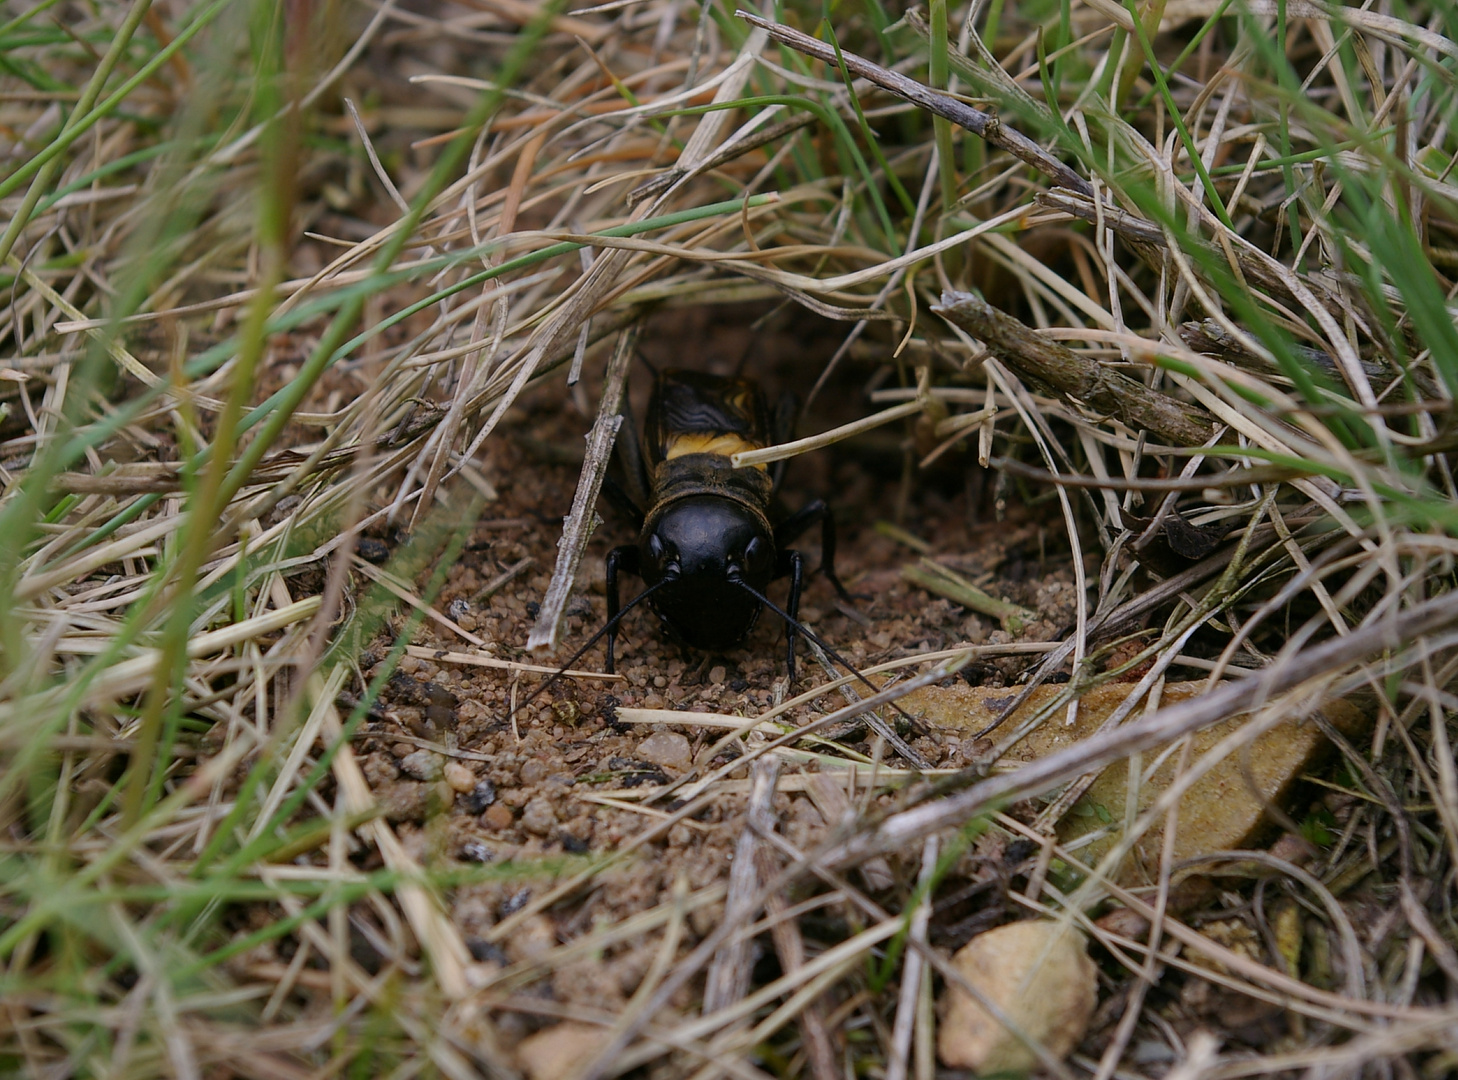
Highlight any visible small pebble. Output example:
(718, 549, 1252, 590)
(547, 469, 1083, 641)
(267, 495, 303, 528)
(444, 761, 476, 793)
(501, 888, 533, 916)
(505, 913, 555, 961)
(424, 703, 456, 729)
(636, 731, 692, 773)
(521, 759, 548, 784)
(708, 665, 727, 685)
(517, 1023, 608, 1080)
(460, 840, 493, 863)
(1133, 1041, 1177, 1065)
(483, 803, 514, 830)
(520, 796, 558, 836)
(377, 781, 430, 824)
(467, 938, 508, 966)
(398, 750, 444, 782)
(362, 753, 400, 786)
(937, 920, 1097, 1073)
(356, 537, 390, 564)
(461, 778, 497, 814)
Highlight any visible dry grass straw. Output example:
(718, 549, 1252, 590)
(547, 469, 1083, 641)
(4, 0, 1458, 1076)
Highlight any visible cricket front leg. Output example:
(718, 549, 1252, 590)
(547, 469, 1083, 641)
(775, 499, 857, 602)
(779, 549, 805, 681)
(604, 545, 640, 674)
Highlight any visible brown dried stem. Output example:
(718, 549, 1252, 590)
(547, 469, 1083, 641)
(933, 290, 1219, 447)
(735, 11, 1091, 197)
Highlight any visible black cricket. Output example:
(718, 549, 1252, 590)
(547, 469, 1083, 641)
(599, 368, 853, 678)
(512, 368, 917, 725)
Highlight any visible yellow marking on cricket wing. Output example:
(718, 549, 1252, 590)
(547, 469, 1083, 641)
(665, 432, 767, 468)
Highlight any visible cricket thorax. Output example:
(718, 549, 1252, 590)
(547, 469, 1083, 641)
(645, 453, 774, 529)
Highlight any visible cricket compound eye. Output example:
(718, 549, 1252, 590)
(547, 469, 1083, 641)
(646, 532, 678, 575)
(742, 535, 772, 577)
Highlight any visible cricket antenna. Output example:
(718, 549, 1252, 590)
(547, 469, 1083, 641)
(729, 576, 923, 730)
(508, 578, 669, 723)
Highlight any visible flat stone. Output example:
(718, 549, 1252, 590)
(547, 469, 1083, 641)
(901, 681, 1366, 885)
(937, 920, 1097, 1073)
(636, 731, 693, 773)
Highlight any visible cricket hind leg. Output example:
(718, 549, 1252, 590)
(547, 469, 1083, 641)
(604, 545, 640, 674)
(773, 499, 859, 602)
(768, 391, 798, 494)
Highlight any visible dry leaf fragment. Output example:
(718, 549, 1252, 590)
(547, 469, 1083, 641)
(901, 681, 1366, 885)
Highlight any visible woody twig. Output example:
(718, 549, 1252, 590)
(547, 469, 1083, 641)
(735, 11, 1091, 197)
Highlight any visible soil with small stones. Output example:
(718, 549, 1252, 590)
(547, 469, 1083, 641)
(342, 307, 1087, 1018)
